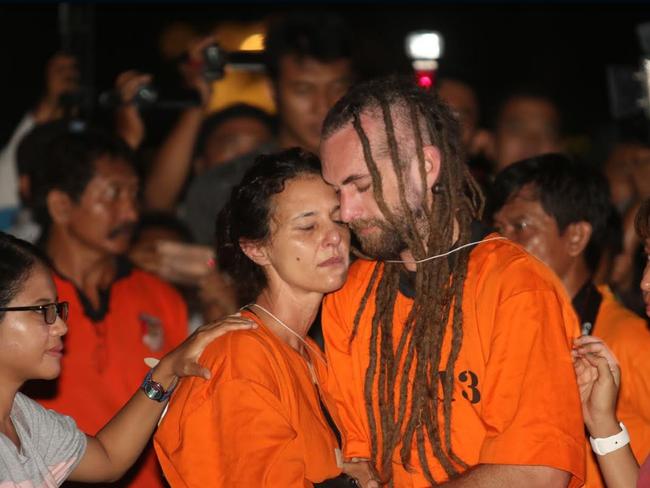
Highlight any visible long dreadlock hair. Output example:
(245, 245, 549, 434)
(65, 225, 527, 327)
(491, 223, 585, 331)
(322, 76, 484, 484)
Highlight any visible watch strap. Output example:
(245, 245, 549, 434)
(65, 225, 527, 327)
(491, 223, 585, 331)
(589, 422, 630, 456)
(140, 369, 176, 402)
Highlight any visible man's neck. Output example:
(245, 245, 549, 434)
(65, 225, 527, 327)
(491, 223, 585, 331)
(399, 218, 461, 272)
(563, 258, 592, 299)
(46, 228, 116, 297)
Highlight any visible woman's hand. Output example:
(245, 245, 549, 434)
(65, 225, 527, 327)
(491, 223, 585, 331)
(153, 313, 256, 386)
(70, 313, 256, 483)
(572, 336, 621, 436)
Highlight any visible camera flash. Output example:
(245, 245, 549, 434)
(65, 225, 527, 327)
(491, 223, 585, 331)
(405, 31, 443, 61)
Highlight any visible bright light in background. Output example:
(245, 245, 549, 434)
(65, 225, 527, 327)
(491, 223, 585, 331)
(239, 33, 265, 51)
(405, 30, 443, 60)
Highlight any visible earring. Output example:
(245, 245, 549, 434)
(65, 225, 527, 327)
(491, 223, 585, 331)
(433, 183, 443, 194)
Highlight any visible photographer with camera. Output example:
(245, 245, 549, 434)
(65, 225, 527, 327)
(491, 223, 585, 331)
(113, 69, 153, 150)
(144, 12, 357, 245)
(143, 34, 237, 212)
(0, 52, 79, 233)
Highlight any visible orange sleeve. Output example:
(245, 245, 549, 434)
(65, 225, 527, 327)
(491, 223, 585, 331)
(613, 321, 650, 462)
(322, 290, 372, 461)
(157, 378, 310, 487)
(478, 289, 585, 487)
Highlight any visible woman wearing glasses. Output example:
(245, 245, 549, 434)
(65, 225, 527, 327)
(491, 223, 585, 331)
(0, 232, 253, 486)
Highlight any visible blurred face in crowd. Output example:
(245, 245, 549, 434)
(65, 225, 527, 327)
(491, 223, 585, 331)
(251, 175, 350, 295)
(605, 142, 650, 212)
(321, 113, 438, 259)
(438, 79, 479, 150)
(273, 55, 353, 153)
(492, 183, 573, 278)
(642, 238, 650, 317)
(52, 156, 139, 257)
(0, 263, 67, 385)
(198, 116, 273, 172)
(494, 96, 562, 171)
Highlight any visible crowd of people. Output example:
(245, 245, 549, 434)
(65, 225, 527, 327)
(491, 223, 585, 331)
(0, 10, 649, 488)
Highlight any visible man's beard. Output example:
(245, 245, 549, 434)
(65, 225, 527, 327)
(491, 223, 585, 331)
(350, 206, 428, 260)
(350, 218, 406, 260)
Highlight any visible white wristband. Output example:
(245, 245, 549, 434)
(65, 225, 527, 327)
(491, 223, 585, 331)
(589, 422, 630, 456)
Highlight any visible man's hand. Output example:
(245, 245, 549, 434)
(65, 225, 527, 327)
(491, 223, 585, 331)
(343, 459, 380, 488)
(34, 52, 80, 123)
(179, 35, 217, 107)
(114, 70, 152, 149)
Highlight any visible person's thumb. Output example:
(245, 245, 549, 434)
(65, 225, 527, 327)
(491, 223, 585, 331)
(593, 355, 615, 385)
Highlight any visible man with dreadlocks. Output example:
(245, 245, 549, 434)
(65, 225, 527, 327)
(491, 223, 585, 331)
(319, 76, 585, 487)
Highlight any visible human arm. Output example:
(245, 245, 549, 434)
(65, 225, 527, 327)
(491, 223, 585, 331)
(32, 52, 79, 124)
(113, 70, 152, 149)
(67, 314, 256, 482)
(573, 336, 639, 488)
(143, 35, 215, 210)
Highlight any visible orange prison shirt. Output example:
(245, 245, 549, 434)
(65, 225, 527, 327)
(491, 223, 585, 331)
(154, 311, 343, 487)
(323, 236, 586, 487)
(37, 264, 187, 488)
(584, 286, 650, 488)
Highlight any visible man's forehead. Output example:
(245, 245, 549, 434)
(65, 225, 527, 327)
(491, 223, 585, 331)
(498, 184, 548, 217)
(279, 55, 352, 81)
(321, 120, 375, 184)
(93, 156, 139, 183)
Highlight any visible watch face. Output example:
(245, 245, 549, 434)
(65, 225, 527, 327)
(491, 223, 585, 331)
(144, 381, 164, 401)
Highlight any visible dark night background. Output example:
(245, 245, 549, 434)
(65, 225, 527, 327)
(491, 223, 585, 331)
(2, 4, 649, 159)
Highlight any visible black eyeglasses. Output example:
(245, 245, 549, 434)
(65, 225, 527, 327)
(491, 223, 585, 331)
(0, 301, 69, 325)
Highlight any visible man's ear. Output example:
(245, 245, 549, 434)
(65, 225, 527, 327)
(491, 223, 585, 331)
(565, 221, 592, 258)
(46, 190, 74, 225)
(239, 238, 271, 267)
(265, 78, 279, 110)
(18, 174, 31, 203)
(422, 145, 442, 190)
(193, 156, 206, 174)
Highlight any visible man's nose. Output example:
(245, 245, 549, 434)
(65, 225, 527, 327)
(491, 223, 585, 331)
(339, 192, 361, 223)
(118, 194, 139, 223)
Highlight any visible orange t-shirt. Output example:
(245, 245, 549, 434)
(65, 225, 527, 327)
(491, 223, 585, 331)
(35, 264, 187, 488)
(584, 286, 650, 488)
(323, 236, 585, 487)
(154, 311, 343, 487)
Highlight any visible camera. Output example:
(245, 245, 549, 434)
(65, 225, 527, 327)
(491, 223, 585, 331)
(202, 44, 227, 82)
(97, 43, 264, 111)
(185, 43, 264, 82)
(98, 84, 159, 109)
(607, 22, 650, 120)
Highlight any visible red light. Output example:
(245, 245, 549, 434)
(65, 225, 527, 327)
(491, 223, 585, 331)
(417, 74, 432, 88)
(414, 69, 436, 90)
